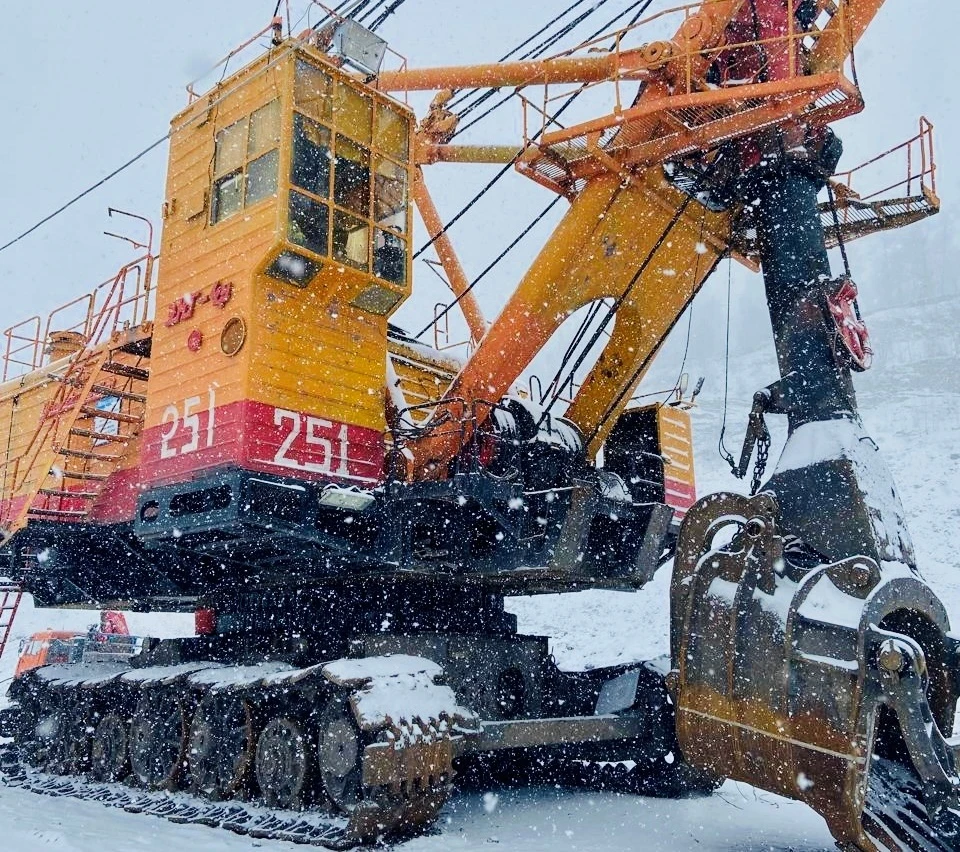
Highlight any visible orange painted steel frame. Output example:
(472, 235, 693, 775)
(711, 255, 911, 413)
(383, 0, 886, 482)
(0, 0, 892, 522)
(13, 630, 83, 679)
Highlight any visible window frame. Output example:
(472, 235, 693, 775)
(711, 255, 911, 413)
(287, 84, 412, 283)
(210, 99, 281, 225)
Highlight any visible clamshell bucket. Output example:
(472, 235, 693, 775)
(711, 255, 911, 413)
(669, 492, 960, 851)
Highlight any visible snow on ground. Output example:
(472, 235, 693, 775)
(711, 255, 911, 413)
(0, 296, 957, 850)
(0, 780, 834, 852)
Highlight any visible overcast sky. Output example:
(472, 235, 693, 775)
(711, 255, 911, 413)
(0, 1, 955, 395)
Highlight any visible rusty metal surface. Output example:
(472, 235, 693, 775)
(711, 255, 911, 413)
(669, 491, 960, 850)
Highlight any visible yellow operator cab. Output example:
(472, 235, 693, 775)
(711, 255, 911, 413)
(143, 37, 415, 490)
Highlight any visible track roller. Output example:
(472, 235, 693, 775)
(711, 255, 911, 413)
(90, 713, 130, 782)
(317, 696, 365, 811)
(129, 689, 189, 789)
(255, 716, 314, 809)
(188, 692, 255, 800)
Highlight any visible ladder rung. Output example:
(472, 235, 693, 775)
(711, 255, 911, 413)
(60, 470, 109, 482)
(69, 427, 129, 443)
(27, 507, 88, 518)
(57, 447, 121, 462)
(39, 488, 98, 499)
(80, 406, 141, 424)
(101, 361, 150, 382)
(90, 384, 147, 403)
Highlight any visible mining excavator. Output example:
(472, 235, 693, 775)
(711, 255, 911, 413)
(0, 1, 955, 849)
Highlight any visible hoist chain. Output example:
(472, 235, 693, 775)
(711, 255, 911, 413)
(750, 431, 771, 495)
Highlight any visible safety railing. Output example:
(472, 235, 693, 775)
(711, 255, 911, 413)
(832, 117, 937, 205)
(518, 0, 855, 161)
(185, 6, 411, 105)
(2, 252, 155, 382)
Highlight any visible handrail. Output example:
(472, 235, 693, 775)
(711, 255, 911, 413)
(1, 249, 156, 382)
(832, 116, 936, 203)
(518, 0, 852, 149)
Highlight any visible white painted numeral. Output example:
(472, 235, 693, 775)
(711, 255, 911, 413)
(159, 405, 179, 460)
(272, 409, 349, 475)
(158, 387, 216, 459)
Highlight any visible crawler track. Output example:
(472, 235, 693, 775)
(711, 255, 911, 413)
(1, 657, 465, 847)
(0, 746, 355, 847)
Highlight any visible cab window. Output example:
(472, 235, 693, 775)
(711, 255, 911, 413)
(288, 59, 410, 285)
(211, 99, 281, 223)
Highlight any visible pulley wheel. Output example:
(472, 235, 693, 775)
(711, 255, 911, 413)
(317, 698, 364, 812)
(90, 713, 130, 782)
(129, 690, 189, 789)
(188, 692, 254, 799)
(255, 717, 312, 809)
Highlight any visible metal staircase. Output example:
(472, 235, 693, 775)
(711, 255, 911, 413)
(0, 343, 149, 544)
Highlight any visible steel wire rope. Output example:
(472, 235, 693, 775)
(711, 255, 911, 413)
(450, 0, 653, 127)
(0, 3, 379, 258)
(538, 299, 611, 406)
(540, 145, 731, 437)
(413, 193, 563, 340)
(413, 1, 652, 264)
(446, 0, 595, 110)
(661, 212, 708, 404)
(355, 0, 388, 21)
(0, 134, 171, 257)
(365, 0, 409, 30)
(452, 0, 620, 121)
(717, 256, 738, 469)
(540, 300, 608, 405)
(581, 249, 724, 447)
(452, 0, 653, 136)
(412, 82, 586, 263)
(536, 188, 700, 427)
(413, 2, 657, 359)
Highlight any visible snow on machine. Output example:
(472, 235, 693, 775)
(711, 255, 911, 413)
(1, 2, 958, 849)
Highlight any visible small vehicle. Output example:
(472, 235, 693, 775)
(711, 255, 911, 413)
(13, 611, 138, 679)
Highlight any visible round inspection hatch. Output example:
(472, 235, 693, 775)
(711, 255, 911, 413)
(220, 316, 246, 356)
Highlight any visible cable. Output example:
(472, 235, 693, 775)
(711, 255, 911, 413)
(366, 0, 408, 30)
(447, 0, 593, 110)
(538, 189, 699, 423)
(413, 86, 583, 261)
(453, 0, 652, 136)
(826, 182, 852, 278)
(582, 252, 722, 447)
(539, 299, 607, 405)
(662, 213, 707, 402)
(452, 0, 634, 124)
(0, 1, 382, 259)
(414, 1, 651, 263)
(717, 256, 737, 469)
(448, 0, 601, 115)
(356, 0, 386, 19)
(0, 134, 170, 257)
(414, 194, 563, 339)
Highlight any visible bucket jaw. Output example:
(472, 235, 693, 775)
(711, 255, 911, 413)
(669, 491, 960, 851)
